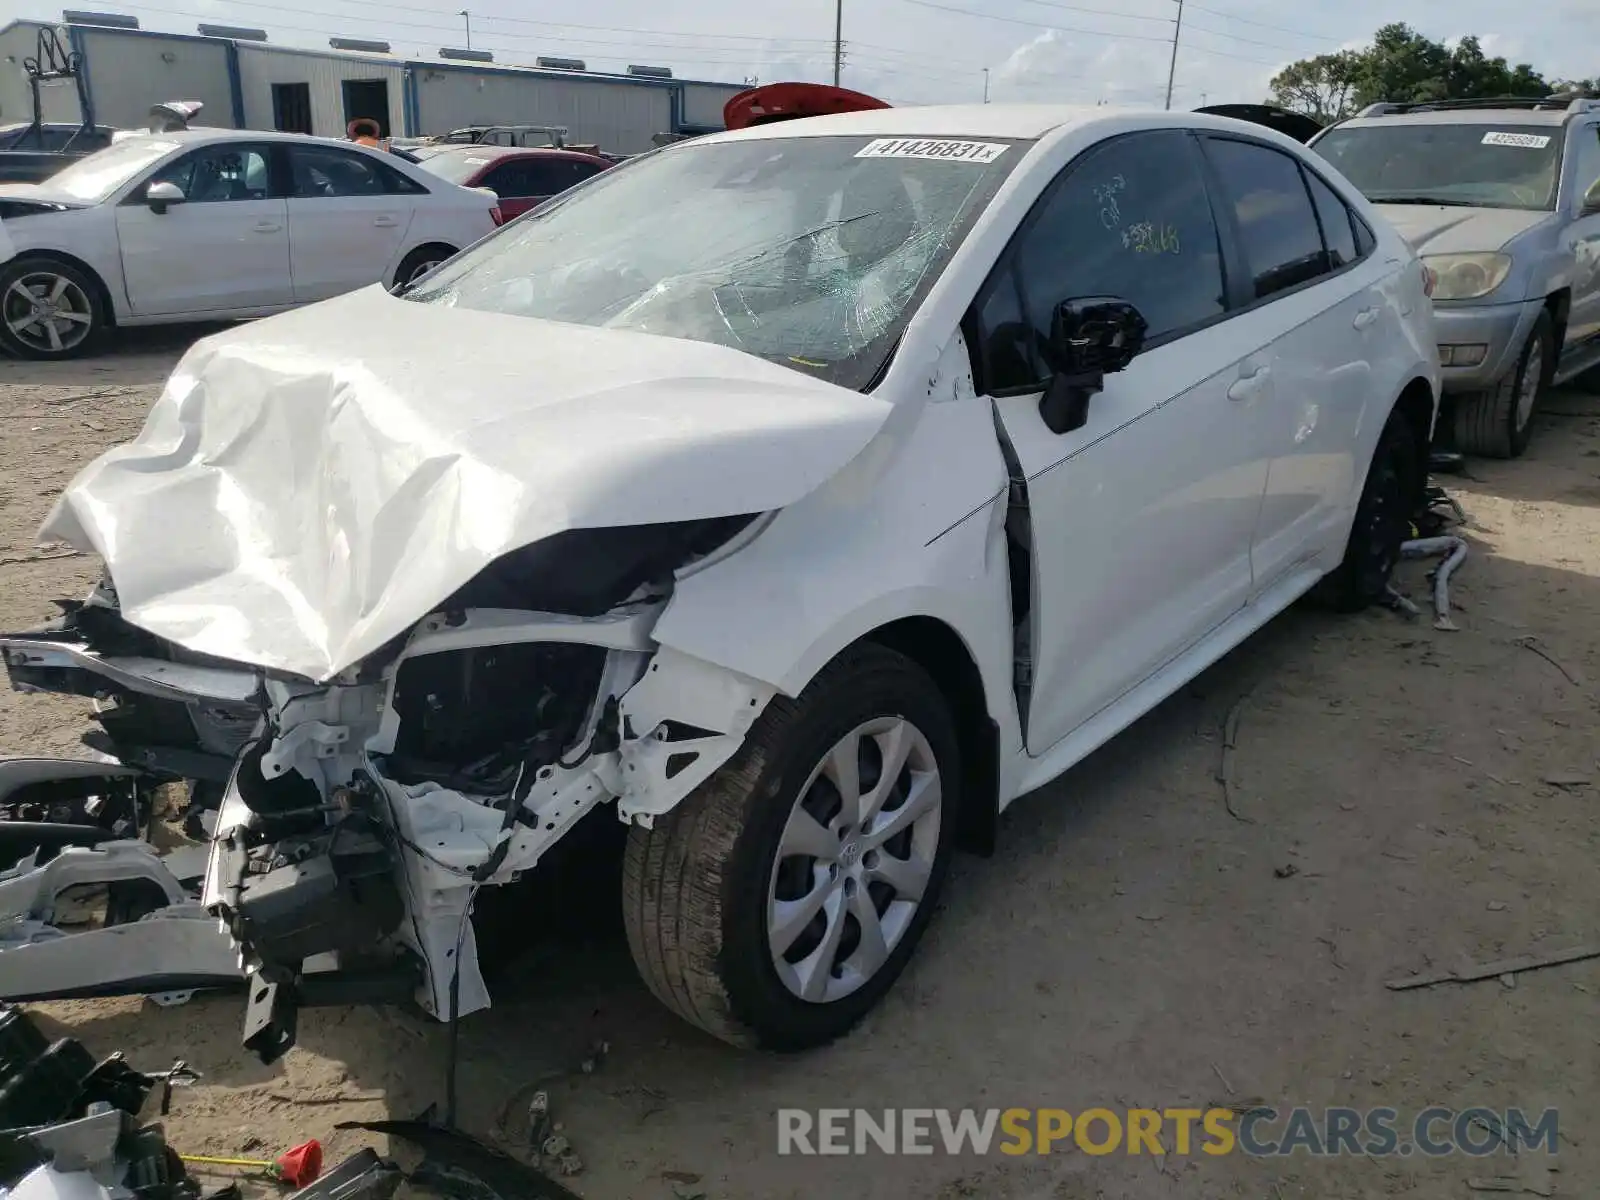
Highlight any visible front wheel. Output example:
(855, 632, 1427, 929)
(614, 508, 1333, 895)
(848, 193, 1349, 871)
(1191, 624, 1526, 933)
(0, 256, 106, 360)
(1453, 311, 1551, 459)
(622, 643, 960, 1051)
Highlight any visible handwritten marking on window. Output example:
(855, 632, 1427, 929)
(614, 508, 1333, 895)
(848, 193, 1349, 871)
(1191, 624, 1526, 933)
(1121, 220, 1180, 255)
(1094, 174, 1126, 229)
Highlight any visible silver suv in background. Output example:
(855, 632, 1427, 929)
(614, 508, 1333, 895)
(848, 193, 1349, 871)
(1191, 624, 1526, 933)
(1312, 95, 1600, 458)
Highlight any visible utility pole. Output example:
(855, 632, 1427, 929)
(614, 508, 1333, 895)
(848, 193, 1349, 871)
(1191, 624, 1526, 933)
(1163, 0, 1183, 110)
(458, 8, 471, 49)
(838, 0, 851, 86)
(832, 0, 844, 86)
(982, 67, 990, 103)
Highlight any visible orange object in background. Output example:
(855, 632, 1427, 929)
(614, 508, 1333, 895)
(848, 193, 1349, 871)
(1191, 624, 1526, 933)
(722, 82, 890, 131)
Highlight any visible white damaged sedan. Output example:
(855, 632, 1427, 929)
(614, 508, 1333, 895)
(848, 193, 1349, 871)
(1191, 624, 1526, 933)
(3, 104, 1438, 1056)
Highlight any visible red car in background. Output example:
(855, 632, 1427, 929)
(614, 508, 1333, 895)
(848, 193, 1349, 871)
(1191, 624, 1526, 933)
(418, 144, 612, 222)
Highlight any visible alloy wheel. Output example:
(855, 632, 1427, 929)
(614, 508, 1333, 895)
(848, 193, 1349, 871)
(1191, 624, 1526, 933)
(767, 716, 942, 1004)
(3, 271, 93, 354)
(406, 258, 445, 285)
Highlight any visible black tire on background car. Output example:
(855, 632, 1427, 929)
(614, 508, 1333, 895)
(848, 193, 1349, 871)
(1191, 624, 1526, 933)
(1319, 406, 1420, 613)
(392, 244, 457, 291)
(1453, 310, 1552, 460)
(0, 255, 106, 360)
(622, 643, 960, 1051)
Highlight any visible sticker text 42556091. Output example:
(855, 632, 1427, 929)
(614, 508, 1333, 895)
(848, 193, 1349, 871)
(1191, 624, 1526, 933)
(855, 138, 1010, 164)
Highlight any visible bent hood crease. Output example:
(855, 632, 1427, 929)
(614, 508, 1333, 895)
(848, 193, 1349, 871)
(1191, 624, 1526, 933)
(42, 287, 893, 681)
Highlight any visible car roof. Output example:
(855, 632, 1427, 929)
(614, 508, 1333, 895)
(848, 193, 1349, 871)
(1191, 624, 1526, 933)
(1331, 108, 1574, 129)
(701, 103, 1103, 143)
(696, 103, 1291, 146)
(129, 127, 403, 148)
(428, 144, 607, 163)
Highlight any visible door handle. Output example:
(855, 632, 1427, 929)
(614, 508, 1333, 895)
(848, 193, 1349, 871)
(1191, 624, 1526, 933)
(1353, 306, 1379, 330)
(373, 216, 399, 228)
(252, 221, 282, 233)
(1227, 365, 1271, 403)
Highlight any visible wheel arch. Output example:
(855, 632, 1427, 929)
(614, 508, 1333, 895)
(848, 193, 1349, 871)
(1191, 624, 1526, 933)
(1391, 373, 1436, 509)
(1544, 287, 1571, 363)
(3, 248, 117, 328)
(860, 616, 999, 857)
(393, 241, 459, 289)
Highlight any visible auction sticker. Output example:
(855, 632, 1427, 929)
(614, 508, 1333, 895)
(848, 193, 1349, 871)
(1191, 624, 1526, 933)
(1481, 131, 1551, 149)
(856, 138, 1009, 163)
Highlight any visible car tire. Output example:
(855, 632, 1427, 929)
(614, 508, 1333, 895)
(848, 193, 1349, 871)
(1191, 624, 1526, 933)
(392, 244, 457, 291)
(622, 643, 960, 1051)
(1453, 311, 1552, 459)
(0, 255, 106, 360)
(1319, 405, 1420, 613)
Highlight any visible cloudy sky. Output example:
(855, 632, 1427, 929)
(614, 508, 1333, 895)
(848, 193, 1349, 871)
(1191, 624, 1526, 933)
(1, 0, 1595, 105)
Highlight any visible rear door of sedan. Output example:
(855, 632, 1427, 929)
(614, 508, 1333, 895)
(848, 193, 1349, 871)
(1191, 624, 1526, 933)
(283, 142, 422, 301)
(1196, 133, 1404, 594)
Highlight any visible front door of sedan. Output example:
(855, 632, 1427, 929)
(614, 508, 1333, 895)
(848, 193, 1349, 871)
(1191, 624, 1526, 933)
(115, 142, 292, 315)
(978, 129, 1274, 753)
(284, 143, 419, 301)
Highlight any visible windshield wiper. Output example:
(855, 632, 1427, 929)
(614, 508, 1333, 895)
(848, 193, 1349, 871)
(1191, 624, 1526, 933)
(1367, 195, 1481, 207)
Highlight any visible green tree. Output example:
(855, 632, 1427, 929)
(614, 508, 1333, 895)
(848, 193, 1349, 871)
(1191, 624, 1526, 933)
(1270, 23, 1553, 117)
(1267, 50, 1361, 123)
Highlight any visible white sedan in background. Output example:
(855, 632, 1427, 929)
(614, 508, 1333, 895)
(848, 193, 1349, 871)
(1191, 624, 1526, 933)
(0, 129, 498, 358)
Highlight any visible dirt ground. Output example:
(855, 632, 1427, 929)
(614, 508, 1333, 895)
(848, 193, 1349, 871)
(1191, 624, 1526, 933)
(2, 330, 1598, 1200)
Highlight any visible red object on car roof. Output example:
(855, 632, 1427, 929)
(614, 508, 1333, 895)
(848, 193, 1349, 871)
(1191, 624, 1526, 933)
(723, 82, 891, 131)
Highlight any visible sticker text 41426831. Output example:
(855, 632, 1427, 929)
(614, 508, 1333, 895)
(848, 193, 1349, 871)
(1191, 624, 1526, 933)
(855, 138, 1010, 164)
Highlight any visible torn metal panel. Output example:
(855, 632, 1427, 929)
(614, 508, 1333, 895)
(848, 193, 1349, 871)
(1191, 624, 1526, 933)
(615, 646, 776, 825)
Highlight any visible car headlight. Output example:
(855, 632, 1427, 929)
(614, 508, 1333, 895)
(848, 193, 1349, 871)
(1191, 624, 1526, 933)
(1422, 253, 1512, 301)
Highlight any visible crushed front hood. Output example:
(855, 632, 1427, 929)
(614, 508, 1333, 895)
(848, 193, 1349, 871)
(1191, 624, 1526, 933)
(42, 287, 892, 681)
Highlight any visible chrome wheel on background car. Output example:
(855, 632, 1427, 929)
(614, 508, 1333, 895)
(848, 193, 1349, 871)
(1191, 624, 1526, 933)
(623, 643, 960, 1051)
(1, 265, 97, 358)
(768, 717, 942, 1004)
(392, 244, 458, 291)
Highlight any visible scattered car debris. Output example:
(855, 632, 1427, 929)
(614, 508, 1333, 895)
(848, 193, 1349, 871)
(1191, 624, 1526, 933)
(283, 1149, 402, 1200)
(1387, 942, 1600, 990)
(1273, 864, 1299, 879)
(1399, 536, 1468, 631)
(336, 1120, 583, 1200)
(0, 1004, 201, 1200)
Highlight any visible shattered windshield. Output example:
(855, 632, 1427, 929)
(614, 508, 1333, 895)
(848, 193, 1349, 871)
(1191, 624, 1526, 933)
(1312, 122, 1563, 211)
(403, 134, 1025, 390)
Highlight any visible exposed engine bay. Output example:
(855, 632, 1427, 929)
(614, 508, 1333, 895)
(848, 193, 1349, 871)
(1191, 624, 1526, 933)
(0, 519, 778, 1063)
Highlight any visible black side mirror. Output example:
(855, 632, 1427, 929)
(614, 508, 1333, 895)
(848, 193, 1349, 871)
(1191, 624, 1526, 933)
(1037, 297, 1147, 435)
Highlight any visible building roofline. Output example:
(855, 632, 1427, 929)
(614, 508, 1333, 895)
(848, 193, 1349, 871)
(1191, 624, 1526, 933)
(1, 16, 746, 90)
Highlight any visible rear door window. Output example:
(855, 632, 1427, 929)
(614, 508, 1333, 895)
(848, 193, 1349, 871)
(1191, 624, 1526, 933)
(1203, 138, 1328, 299)
(1304, 170, 1359, 269)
